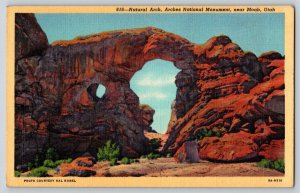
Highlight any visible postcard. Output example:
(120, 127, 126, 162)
(6, 5, 294, 187)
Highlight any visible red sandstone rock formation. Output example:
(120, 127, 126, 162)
(165, 48, 285, 162)
(15, 14, 50, 165)
(199, 131, 260, 162)
(15, 14, 48, 60)
(167, 100, 177, 134)
(15, 14, 285, 165)
(139, 104, 156, 132)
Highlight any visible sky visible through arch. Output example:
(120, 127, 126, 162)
(130, 60, 180, 133)
(35, 13, 284, 133)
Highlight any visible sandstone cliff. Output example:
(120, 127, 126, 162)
(15, 14, 284, 165)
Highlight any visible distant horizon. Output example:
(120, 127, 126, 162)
(35, 13, 284, 133)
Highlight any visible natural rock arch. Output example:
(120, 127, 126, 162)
(18, 27, 201, 161)
(15, 14, 285, 164)
(38, 27, 200, 118)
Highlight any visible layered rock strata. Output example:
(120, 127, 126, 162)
(15, 13, 285, 165)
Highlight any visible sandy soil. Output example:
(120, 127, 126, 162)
(91, 158, 283, 177)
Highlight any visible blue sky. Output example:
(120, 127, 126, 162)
(36, 13, 284, 133)
(130, 60, 180, 133)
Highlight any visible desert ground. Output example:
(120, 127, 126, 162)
(44, 157, 283, 177)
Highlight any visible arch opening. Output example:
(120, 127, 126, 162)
(87, 83, 106, 102)
(130, 59, 180, 134)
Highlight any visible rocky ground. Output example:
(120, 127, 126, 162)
(45, 157, 283, 177)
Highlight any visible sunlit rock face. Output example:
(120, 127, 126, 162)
(15, 14, 284, 165)
(164, 45, 285, 163)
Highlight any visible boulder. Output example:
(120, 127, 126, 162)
(73, 156, 96, 167)
(60, 165, 96, 177)
(199, 132, 259, 162)
(259, 140, 284, 161)
(58, 156, 97, 177)
(174, 141, 199, 163)
(16, 165, 29, 173)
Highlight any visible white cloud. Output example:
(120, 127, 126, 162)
(137, 74, 175, 87)
(139, 92, 168, 100)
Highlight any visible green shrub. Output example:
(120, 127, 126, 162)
(14, 170, 21, 177)
(44, 158, 72, 168)
(121, 157, 130, 164)
(30, 148, 60, 168)
(54, 158, 73, 166)
(149, 138, 162, 152)
(110, 158, 118, 166)
(196, 128, 213, 140)
(29, 166, 49, 177)
(45, 148, 59, 161)
(257, 159, 274, 169)
(166, 153, 172, 158)
(97, 140, 120, 161)
(257, 159, 285, 173)
(146, 152, 161, 160)
(274, 159, 285, 173)
(43, 159, 56, 168)
(206, 130, 213, 137)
